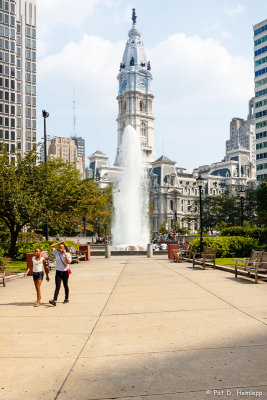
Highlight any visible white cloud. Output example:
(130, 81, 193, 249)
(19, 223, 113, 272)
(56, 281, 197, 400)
(149, 34, 252, 112)
(38, 32, 253, 168)
(38, 35, 124, 115)
(225, 3, 246, 16)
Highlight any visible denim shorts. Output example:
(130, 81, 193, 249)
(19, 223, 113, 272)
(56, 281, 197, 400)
(33, 271, 44, 281)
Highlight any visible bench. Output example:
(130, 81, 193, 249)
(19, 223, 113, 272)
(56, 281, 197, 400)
(173, 245, 192, 262)
(69, 246, 79, 264)
(192, 247, 217, 269)
(234, 250, 267, 283)
(0, 266, 6, 287)
(255, 251, 267, 283)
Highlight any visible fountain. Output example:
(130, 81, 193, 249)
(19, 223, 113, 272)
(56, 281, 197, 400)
(111, 125, 150, 250)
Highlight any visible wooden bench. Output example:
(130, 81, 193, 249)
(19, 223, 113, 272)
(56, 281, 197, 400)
(173, 245, 192, 262)
(234, 250, 263, 282)
(235, 250, 267, 283)
(0, 266, 6, 287)
(192, 247, 217, 269)
(69, 246, 79, 264)
(255, 251, 267, 283)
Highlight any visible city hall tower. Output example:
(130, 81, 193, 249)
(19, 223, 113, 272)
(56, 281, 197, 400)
(115, 9, 156, 165)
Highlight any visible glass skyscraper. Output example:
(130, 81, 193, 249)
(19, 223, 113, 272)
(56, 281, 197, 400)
(254, 18, 267, 180)
(0, 0, 36, 162)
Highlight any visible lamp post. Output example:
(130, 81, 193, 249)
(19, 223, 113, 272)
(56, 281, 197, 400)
(196, 174, 204, 253)
(239, 187, 245, 226)
(42, 110, 49, 240)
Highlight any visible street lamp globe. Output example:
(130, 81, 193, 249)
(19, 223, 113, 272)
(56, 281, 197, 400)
(239, 187, 245, 198)
(196, 174, 204, 189)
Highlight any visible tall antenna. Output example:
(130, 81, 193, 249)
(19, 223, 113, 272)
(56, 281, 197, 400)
(73, 85, 76, 137)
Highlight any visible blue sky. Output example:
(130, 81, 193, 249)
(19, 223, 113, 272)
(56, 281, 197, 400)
(37, 0, 267, 170)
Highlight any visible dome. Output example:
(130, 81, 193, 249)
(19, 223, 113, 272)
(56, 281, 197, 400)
(120, 10, 148, 71)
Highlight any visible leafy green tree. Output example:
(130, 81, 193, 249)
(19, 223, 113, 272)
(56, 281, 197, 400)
(0, 147, 42, 257)
(0, 146, 112, 256)
(256, 178, 267, 226)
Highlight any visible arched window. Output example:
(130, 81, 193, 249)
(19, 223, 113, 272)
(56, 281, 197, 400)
(140, 101, 144, 111)
(170, 200, 174, 210)
(122, 101, 126, 113)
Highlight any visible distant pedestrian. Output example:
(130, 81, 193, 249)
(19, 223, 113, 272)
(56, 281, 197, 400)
(24, 248, 50, 307)
(56, 233, 60, 241)
(49, 241, 72, 306)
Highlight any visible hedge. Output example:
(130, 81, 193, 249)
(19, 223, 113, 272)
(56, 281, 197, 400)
(15, 241, 79, 261)
(221, 227, 267, 245)
(190, 236, 259, 258)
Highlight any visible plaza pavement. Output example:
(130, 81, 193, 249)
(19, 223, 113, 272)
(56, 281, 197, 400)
(1, 255, 267, 400)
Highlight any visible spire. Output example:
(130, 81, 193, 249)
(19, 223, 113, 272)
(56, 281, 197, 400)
(132, 8, 137, 25)
(73, 85, 76, 137)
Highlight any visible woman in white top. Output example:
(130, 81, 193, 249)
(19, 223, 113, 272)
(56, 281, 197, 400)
(49, 241, 72, 306)
(24, 248, 50, 307)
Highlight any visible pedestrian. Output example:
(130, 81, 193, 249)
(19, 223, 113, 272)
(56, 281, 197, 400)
(56, 233, 60, 241)
(49, 241, 72, 306)
(24, 248, 50, 307)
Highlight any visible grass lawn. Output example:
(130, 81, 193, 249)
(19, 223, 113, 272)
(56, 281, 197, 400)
(215, 258, 244, 267)
(5, 260, 27, 274)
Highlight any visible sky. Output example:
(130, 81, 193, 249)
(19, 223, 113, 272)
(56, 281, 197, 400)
(37, 0, 267, 171)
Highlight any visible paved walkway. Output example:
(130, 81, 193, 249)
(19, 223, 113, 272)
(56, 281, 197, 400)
(1, 256, 267, 400)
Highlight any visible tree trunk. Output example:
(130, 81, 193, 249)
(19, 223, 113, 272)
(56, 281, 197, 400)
(9, 229, 20, 258)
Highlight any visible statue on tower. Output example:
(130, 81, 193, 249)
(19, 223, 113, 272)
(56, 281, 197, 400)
(132, 8, 137, 24)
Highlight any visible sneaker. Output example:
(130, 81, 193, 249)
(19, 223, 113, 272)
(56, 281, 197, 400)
(49, 299, 56, 306)
(63, 299, 69, 304)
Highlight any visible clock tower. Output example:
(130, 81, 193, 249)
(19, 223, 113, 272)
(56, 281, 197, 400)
(115, 9, 156, 166)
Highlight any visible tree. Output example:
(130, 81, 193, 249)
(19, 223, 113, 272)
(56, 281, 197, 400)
(0, 146, 90, 256)
(0, 147, 42, 256)
(184, 191, 241, 233)
(256, 178, 267, 226)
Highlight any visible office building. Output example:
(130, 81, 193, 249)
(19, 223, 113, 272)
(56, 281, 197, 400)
(0, 0, 37, 161)
(48, 137, 83, 176)
(70, 135, 85, 166)
(254, 19, 267, 180)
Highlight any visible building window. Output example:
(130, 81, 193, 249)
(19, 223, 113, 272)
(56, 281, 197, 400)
(11, 131, 15, 141)
(10, 118, 15, 128)
(4, 117, 8, 127)
(140, 121, 147, 137)
(11, 105, 15, 114)
(11, 92, 15, 102)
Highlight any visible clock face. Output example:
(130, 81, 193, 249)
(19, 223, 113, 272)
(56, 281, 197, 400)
(137, 78, 146, 90)
(121, 80, 127, 91)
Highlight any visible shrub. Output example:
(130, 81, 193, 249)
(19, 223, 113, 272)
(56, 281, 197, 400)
(190, 236, 259, 258)
(15, 241, 79, 261)
(0, 248, 5, 266)
(221, 227, 267, 245)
